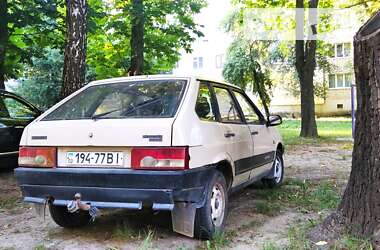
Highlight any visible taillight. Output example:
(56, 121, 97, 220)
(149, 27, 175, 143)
(19, 147, 57, 168)
(131, 147, 189, 170)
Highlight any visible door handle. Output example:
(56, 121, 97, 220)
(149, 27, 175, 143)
(251, 131, 259, 135)
(224, 132, 235, 138)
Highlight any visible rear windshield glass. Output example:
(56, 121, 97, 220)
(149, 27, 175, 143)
(43, 79, 187, 121)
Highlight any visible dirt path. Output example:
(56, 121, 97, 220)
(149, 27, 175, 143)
(0, 143, 352, 250)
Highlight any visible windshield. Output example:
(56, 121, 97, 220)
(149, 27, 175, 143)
(43, 79, 187, 121)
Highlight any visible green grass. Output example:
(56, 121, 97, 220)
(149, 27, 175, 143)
(278, 118, 352, 145)
(199, 231, 237, 250)
(286, 219, 317, 250)
(254, 201, 282, 216)
(284, 220, 374, 250)
(112, 221, 138, 240)
(137, 230, 155, 250)
(262, 242, 281, 250)
(33, 245, 47, 250)
(337, 235, 374, 250)
(254, 179, 341, 213)
(0, 196, 21, 211)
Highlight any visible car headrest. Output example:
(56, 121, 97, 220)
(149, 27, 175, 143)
(195, 96, 211, 118)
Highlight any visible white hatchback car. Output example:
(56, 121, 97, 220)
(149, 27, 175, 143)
(15, 75, 284, 239)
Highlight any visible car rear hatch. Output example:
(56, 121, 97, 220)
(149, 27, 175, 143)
(20, 78, 188, 169)
(24, 118, 174, 168)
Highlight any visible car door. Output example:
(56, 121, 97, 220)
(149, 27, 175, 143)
(2, 94, 39, 152)
(211, 84, 254, 186)
(232, 90, 276, 178)
(0, 95, 15, 156)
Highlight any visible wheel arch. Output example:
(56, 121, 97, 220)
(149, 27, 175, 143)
(215, 160, 234, 190)
(276, 142, 284, 154)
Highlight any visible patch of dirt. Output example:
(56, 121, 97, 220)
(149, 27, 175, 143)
(0, 143, 352, 250)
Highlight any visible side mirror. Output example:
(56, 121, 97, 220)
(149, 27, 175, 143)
(267, 115, 282, 127)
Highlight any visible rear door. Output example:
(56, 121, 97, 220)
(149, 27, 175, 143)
(232, 90, 275, 178)
(211, 84, 254, 186)
(0, 95, 14, 155)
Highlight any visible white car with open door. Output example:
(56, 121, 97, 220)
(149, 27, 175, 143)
(15, 75, 284, 239)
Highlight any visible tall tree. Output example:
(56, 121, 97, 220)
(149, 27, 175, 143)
(311, 11, 380, 246)
(295, 0, 318, 138)
(86, 0, 205, 79)
(129, 0, 144, 76)
(0, 0, 7, 89)
(61, 0, 87, 98)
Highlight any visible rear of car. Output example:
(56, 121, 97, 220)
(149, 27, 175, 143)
(15, 77, 211, 221)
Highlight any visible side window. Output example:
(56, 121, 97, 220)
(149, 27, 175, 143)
(3, 97, 36, 119)
(195, 83, 216, 121)
(214, 87, 242, 123)
(233, 91, 262, 124)
(0, 97, 10, 118)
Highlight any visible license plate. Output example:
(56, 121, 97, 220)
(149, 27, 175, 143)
(66, 152, 124, 166)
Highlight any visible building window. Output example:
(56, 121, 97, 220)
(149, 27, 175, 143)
(336, 44, 343, 57)
(345, 73, 352, 87)
(336, 74, 344, 87)
(332, 43, 351, 58)
(343, 43, 351, 57)
(329, 73, 353, 88)
(193, 57, 203, 69)
(328, 74, 335, 88)
(215, 54, 224, 68)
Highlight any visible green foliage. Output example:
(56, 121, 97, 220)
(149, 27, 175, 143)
(3, 0, 64, 81)
(87, 0, 206, 79)
(223, 39, 273, 115)
(12, 48, 63, 109)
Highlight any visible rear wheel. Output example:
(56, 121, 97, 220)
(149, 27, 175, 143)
(263, 150, 284, 188)
(49, 204, 91, 228)
(194, 170, 228, 240)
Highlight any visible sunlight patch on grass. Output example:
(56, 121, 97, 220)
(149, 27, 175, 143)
(278, 119, 352, 146)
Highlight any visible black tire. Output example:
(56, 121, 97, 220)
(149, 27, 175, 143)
(263, 150, 284, 188)
(49, 205, 91, 228)
(194, 170, 228, 240)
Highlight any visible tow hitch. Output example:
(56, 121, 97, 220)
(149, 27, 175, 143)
(67, 193, 99, 221)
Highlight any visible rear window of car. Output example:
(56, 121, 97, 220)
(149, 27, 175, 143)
(42, 79, 187, 121)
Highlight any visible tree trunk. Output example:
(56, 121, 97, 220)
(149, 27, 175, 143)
(60, 0, 87, 99)
(129, 0, 144, 76)
(309, 11, 380, 246)
(295, 0, 318, 138)
(0, 0, 7, 90)
(339, 11, 380, 239)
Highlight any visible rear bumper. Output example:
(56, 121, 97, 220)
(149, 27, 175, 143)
(15, 167, 214, 210)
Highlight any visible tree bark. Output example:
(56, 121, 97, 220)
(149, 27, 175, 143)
(129, 0, 144, 76)
(0, 0, 7, 90)
(309, 11, 380, 246)
(339, 10, 380, 239)
(295, 0, 318, 138)
(60, 0, 87, 98)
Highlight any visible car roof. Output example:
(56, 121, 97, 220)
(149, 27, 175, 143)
(88, 75, 240, 89)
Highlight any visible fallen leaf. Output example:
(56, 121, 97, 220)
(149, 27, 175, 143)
(315, 241, 328, 246)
